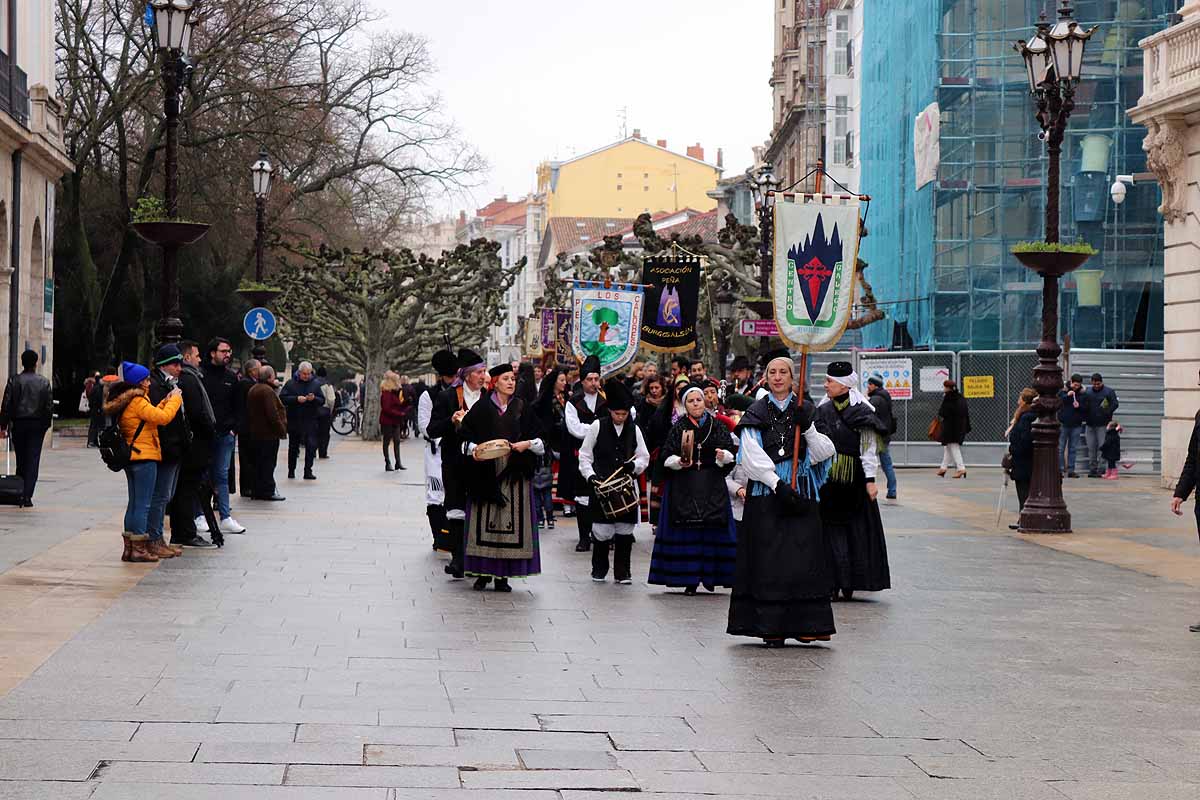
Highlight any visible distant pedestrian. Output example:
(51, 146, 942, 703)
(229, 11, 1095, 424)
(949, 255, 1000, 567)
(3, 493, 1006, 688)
(935, 380, 970, 479)
(154, 343, 217, 551)
(1101, 421, 1123, 481)
(379, 371, 407, 472)
(1172, 370, 1200, 631)
(866, 375, 898, 500)
(0, 350, 54, 507)
(1006, 388, 1038, 519)
(315, 366, 335, 459)
(236, 359, 261, 498)
(1058, 374, 1085, 478)
(1082, 373, 1119, 478)
(281, 361, 325, 480)
(245, 366, 287, 501)
(200, 337, 245, 535)
(87, 371, 107, 447)
(103, 362, 182, 563)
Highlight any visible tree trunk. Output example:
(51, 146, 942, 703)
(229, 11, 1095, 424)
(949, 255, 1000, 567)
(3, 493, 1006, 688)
(360, 323, 384, 441)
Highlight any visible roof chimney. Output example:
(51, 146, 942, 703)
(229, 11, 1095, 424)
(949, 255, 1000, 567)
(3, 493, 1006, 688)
(631, 128, 642, 140)
(717, 148, 724, 169)
(656, 139, 667, 149)
(458, 210, 467, 226)
(686, 143, 705, 161)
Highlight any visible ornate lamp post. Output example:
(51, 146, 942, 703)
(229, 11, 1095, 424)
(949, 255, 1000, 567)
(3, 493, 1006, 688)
(746, 165, 780, 357)
(714, 285, 735, 379)
(146, 0, 201, 344)
(251, 148, 273, 283)
(1012, 0, 1096, 533)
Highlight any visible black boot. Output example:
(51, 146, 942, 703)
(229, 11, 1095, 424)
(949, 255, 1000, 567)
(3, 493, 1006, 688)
(493, 578, 511, 592)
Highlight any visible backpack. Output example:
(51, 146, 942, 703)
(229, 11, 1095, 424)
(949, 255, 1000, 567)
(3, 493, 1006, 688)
(98, 419, 145, 472)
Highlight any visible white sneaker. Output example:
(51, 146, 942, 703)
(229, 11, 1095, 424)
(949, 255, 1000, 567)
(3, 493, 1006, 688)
(218, 517, 246, 534)
(194, 515, 210, 533)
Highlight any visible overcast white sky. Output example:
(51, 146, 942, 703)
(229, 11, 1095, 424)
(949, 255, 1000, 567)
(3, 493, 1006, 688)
(369, 0, 773, 217)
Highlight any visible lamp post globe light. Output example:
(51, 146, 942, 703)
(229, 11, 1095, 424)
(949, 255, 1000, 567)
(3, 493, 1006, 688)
(251, 148, 273, 283)
(145, 0, 202, 345)
(1011, 0, 1097, 534)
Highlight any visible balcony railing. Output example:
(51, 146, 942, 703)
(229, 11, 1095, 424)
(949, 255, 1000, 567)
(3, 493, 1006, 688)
(1142, 14, 1200, 102)
(0, 50, 29, 127)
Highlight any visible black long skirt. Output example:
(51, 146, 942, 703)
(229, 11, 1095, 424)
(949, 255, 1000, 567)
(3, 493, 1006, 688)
(727, 493, 836, 640)
(820, 478, 891, 593)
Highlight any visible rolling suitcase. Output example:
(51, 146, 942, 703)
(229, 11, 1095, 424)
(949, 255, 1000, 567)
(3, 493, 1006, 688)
(0, 435, 26, 506)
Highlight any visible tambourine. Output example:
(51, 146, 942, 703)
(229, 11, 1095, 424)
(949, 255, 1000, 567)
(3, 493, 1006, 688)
(474, 439, 513, 461)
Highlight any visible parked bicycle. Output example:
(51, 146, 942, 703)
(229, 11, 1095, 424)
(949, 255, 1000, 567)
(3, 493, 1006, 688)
(332, 399, 361, 436)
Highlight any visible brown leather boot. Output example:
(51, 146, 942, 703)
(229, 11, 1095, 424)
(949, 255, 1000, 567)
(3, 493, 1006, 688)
(121, 534, 133, 563)
(147, 540, 177, 559)
(128, 536, 159, 563)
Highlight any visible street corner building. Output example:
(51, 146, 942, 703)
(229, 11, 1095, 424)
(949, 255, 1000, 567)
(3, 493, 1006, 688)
(0, 2, 72, 377)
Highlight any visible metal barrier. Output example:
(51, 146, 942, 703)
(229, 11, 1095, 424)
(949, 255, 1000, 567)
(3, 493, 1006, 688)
(795, 348, 1163, 471)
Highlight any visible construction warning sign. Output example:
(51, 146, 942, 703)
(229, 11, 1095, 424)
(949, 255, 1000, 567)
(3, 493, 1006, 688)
(962, 375, 995, 399)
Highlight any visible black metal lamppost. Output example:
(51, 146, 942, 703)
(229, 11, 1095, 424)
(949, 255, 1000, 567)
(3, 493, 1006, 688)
(147, 0, 201, 345)
(714, 285, 735, 379)
(1012, 0, 1096, 533)
(251, 149, 274, 283)
(746, 165, 781, 358)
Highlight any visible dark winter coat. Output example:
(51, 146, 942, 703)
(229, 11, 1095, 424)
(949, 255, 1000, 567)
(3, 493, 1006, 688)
(1174, 415, 1200, 502)
(200, 361, 240, 435)
(1082, 385, 1119, 428)
(1101, 426, 1121, 463)
(868, 387, 897, 441)
(937, 390, 971, 445)
(246, 382, 288, 441)
(150, 367, 214, 466)
(379, 389, 406, 426)
(280, 375, 326, 430)
(1058, 388, 1085, 428)
(1008, 410, 1036, 483)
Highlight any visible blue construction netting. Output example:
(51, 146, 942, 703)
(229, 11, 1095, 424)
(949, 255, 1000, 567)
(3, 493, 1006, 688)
(859, 0, 940, 350)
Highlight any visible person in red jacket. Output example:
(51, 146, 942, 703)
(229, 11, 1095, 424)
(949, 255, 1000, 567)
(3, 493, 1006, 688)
(379, 371, 407, 471)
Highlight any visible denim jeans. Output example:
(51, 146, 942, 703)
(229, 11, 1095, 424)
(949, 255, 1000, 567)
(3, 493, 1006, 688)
(534, 487, 555, 524)
(209, 432, 236, 519)
(1084, 426, 1104, 475)
(1059, 424, 1081, 472)
(878, 449, 898, 497)
(124, 461, 158, 535)
(147, 459, 180, 541)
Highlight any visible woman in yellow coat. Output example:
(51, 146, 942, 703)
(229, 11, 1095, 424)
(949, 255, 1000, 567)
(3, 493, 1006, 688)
(102, 362, 182, 563)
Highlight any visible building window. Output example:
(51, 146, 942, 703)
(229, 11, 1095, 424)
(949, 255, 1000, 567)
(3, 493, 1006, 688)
(833, 95, 848, 164)
(834, 15, 849, 75)
(617, 172, 623, 178)
(644, 186, 649, 192)
(643, 173, 649, 178)
(617, 184, 623, 191)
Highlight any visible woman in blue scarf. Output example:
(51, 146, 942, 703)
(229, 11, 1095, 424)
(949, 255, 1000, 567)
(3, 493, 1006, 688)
(727, 350, 837, 646)
(648, 384, 739, 595)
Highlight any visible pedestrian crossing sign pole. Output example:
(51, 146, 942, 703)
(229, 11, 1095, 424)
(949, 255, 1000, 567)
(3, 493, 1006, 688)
(244, 307, 276, 341)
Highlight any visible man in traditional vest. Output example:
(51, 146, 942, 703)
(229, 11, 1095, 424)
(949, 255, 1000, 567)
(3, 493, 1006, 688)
(419, 349, 459, 552)
(562, 355, 608, 552)
(579, 378, 649, 584)
(428, 348, 487, 578)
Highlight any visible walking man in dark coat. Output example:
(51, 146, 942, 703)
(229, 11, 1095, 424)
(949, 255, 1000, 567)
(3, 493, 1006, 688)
(281, 361, 326, 480)
(246, 366, 288, 501)
(0, 350, 53, 507)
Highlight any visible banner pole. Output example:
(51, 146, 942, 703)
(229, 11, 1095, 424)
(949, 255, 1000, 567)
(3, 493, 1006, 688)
(814, 160, 824, 194)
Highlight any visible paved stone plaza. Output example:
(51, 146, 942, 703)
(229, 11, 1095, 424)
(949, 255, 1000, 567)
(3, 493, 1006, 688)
(2, 437, 1200, 799)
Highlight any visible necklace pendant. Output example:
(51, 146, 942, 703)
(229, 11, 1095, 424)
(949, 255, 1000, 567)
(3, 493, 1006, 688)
(778, 446, 786, 457)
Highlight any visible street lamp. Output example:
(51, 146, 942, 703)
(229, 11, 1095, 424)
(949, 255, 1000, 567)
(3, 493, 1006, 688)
(251, 148, 273, 283)
(147, 0, 201, 345)
(1012, 0, 1096, 534)
(714, 285, 735, 379)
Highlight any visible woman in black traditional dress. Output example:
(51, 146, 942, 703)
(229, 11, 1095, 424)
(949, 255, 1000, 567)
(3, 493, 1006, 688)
(459, 364, 546, 592)
(814, 361, 892, 600)
(649, 384, 739, 595)
(727, 350, 837, 646)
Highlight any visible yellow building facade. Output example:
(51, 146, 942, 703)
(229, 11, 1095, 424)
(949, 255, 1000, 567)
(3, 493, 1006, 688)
(536, 137, 721, 219)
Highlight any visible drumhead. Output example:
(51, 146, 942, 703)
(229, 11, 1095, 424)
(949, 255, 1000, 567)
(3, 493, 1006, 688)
(475, 439, 512, 461)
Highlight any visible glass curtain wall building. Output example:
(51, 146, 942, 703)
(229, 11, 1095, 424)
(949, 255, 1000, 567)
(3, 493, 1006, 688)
(861, 0, 1171, 351)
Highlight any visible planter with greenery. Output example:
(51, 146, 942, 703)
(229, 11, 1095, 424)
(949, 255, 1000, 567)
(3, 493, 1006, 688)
(237, 281, 283, 307)
(1010, 241, 1097, 276)
(130, 196, 211, 247)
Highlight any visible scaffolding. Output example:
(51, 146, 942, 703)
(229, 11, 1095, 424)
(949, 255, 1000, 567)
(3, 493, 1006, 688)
(862, 0, 1170, 351)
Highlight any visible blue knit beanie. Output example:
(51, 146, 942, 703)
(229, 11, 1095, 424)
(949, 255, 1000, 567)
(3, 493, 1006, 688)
(121, 361, 150, 385)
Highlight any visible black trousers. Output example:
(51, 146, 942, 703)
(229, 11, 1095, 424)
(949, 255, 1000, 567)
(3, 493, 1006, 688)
(1016, 479, 1030, 511)
(238, 433, 257, 497)
(427, 503, 446, 542)
(10, 420, 47, 501)
(87, 413, 103, 447)
(169, 460, 205, 543)
(288, 423, 318, 475)
(447, 517, 465, 576)
(253, 438, 280, 498)
(592, 533, 634, 581)
(576, 503, 594, 548)
(317, 415, 332, 458)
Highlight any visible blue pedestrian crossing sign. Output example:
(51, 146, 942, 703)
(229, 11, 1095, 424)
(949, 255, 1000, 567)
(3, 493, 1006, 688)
(244, 307, 276, 341)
